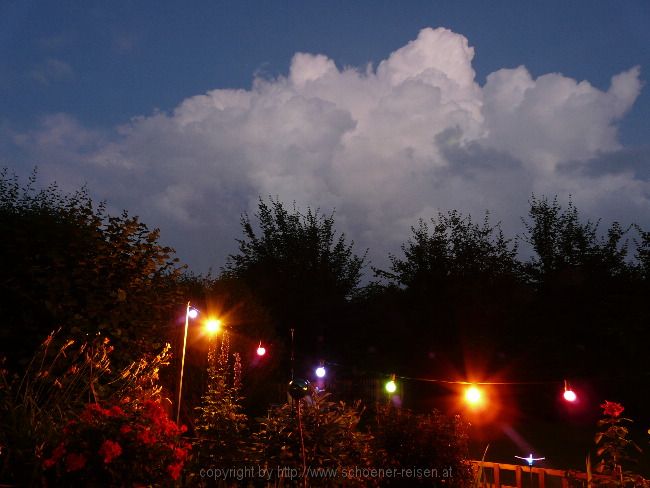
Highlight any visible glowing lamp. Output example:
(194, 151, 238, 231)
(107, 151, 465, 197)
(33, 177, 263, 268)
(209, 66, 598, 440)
(315, 366, 326, 378)
(256, 345, 266, 356)
(563, 380, 577, 402)
(204, 318, 221, 335)
(464, 385, 483, 406)
(385, 379, 397, 394)
(563, 389, 577, 402)
(187, 308, 199, 319)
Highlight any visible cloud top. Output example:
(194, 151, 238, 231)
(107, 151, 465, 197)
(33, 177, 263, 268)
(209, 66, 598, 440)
(7, 28, 648, 272)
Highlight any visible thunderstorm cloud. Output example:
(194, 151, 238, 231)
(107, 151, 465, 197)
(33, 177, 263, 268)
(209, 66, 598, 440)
(6, 27, 649, 272)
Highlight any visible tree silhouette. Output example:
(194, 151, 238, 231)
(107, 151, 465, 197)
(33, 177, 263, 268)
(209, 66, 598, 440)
(222, 198, 366, 364)
(0, 169, 185, 367)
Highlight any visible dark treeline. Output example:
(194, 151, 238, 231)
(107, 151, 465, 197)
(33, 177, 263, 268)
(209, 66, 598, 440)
(2, 169, 650, 416)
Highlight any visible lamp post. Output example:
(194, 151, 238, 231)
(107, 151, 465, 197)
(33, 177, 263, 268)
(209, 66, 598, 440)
(176, 301, 197, 425)
(176, 303, 222, 425)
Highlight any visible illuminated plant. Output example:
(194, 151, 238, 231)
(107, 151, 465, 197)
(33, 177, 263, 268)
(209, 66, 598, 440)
(42, 400, 190, 486)
(0, 331, 181, 486)
(191, 333, 250, 475)
(593, 401, 647, 487)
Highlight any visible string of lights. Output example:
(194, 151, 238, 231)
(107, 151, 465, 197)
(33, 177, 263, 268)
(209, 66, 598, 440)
(174, 309, 583, 410)
(393, 375, 556, 386)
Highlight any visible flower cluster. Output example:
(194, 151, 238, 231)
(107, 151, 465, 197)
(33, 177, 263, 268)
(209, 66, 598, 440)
(593, 401, 647, 486)
(42, 400, 190, 485)
(601, 400, 625, 418)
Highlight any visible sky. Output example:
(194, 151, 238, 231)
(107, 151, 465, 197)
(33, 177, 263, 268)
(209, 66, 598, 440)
(2, 1, 650, 274)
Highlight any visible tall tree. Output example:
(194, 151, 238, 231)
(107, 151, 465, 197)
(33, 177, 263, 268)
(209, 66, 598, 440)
(376, 210, 519, 291)
(222, 198, 366, 350)
(0, 169, 185, 366)
(370, 211, 521, 371)
(522, 196, 630, 284)
(520, 196, 643, 379)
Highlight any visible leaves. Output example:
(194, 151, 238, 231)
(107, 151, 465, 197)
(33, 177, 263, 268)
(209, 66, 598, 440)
(192, 333, 250, 469)
(223, 197, 366, 307)
(370, 405, 473, 487)
(375, 210, 519, 289)
(522, 196, 630, 283)
(252, 391, 373, 486)
(0, 168, 186, 367)
(593, 400, 648, 485)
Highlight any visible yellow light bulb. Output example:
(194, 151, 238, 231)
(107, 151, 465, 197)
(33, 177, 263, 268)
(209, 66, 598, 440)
(204, 318, 221, 335)
(464, 385, 483, 406)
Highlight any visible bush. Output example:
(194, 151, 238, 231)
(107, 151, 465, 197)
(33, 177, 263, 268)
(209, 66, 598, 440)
(191, 333, 251, 478)
(369, 405, 473, 487)
(42, 400, 190, 486)
(592, 401, 648, 487)
(252, 390, 374, 486)
(0, 331, 184, 486)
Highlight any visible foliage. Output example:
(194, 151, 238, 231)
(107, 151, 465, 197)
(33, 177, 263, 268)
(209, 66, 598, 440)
(0, 168, 186, 367)
(42, 400, 190, 486)
(369, 210, 520, 371)
(376, 210, 519, 290)
(224, 198, 365, 300)
(369, 405, 473, 487)
(0, 332, 112, 485)
(634, 224, 650, 281)
(522, 196, 630, 283)
(0, 330, 178, 486)
(192, 332, 250, 471)
(198, 275, 280, 417)
(222, 198, 366, 350)
(592, 401, 647, 487)
(253, 390, 374, 486)
(222, 197, 367, 390)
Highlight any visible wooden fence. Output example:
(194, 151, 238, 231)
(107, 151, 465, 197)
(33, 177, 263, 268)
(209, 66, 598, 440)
(470, 460, 616, 488)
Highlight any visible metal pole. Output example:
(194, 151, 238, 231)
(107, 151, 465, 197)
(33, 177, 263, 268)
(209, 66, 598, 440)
(176, 301, 190, 424)
(290, 328, 295, 381)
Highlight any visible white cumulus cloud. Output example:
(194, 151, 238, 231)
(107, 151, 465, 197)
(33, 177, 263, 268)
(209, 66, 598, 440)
(6, 27, 649, 273)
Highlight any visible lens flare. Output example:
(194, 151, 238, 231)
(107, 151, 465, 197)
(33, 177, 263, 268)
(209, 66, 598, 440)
(204, 318, 221, 335)
(563, 389, 577, 402)
(464, 385, 483, 406)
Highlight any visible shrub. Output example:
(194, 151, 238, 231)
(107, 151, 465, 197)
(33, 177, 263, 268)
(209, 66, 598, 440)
(191, 333, 250, 475)
(369, 405, 473, 487)
(42, 400, 190, 486)
(593, 401, 648, 487)
(0, 331, 182, 486)
(253, 390, 374, 486)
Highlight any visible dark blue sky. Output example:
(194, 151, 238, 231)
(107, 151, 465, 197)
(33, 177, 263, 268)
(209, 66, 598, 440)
(2, 1, 649, 143)
(2, 1, 650, 272)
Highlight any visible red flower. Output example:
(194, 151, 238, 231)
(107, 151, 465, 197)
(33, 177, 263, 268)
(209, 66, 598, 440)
(173, 447, 188, 461)
(52, 443, 66, 460)
(65, 452, 87, 472)
(601, 401, 625, 418)
(120, 425, 132, 435)
(167, 462, 183, 480)
(81, 402, 111, 421)
(137, 428, 157, 445)
(43, 443, 66, 469)
(109, 405, 125, 417)
(98, 439, 123, 464)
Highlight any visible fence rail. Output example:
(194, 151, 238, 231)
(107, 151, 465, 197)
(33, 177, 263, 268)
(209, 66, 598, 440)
(470, 460, 615, 488)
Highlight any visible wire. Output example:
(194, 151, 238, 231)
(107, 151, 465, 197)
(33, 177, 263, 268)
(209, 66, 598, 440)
(396, 375, 558, 386)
